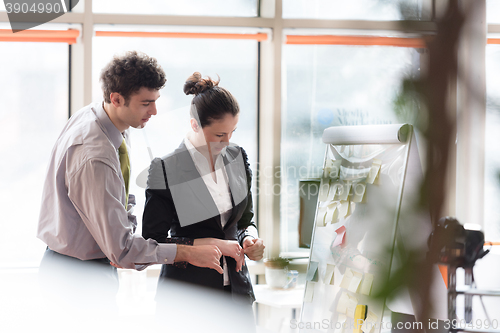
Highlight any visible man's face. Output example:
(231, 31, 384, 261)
(117, 87, 160, 129)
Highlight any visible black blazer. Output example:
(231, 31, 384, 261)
(142, 142, 256, 303)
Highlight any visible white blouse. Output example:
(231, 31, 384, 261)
(184, 135, 233, 286)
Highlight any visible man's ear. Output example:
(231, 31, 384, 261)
(190, 118, 200, 132)
(110, 92, 123, 108)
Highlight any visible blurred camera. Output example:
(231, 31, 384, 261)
(428, 216, 489, 268)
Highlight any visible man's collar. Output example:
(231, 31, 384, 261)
(95, 102, 124, 149)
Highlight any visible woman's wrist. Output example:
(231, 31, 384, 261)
(193, 238, 218, 246)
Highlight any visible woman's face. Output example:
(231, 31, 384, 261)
(201, 113, 239, 155)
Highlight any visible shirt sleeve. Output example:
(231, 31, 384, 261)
(67, 158, 177, 270)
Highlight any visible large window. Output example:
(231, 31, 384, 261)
(93, 0, 258, 17)
(283, 0, 425, 20)
(485, 43, 500, 242)
(487, 0, 500, 23)
(92, 33, 259, 231)
(0, 42, 68, 266)
(281, 42, 420, 254)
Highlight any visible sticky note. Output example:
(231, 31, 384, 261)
(338, 182, 351, 201)
(329, 160, 342, 179)
(354, 305, 368, 333)
(304, 281, 315, 303)
(361, 311, 378, 333)
(316, 206, 327, 227)
(340, 267, 353, 289)
(332, 226, 346, 249)
(324, 264, 335, 285)
(338, 200, 350, 218)
(323, 159, 334, 178)
(348, 270, 363, 293)
(366, 159, 381, 184)
(346, 294, 358, 318)
(327, 182, 339, 201)
(325, 202, 339, 225)
(351, 183, 366, 203)
(334, 314, 347, 333)
(318, 180, 330, 202)
(360, 273, 373, 296)
(336, 291, 350, 314)
(306, 261, 319, 282)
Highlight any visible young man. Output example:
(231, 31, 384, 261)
(37, 52, 223, 310)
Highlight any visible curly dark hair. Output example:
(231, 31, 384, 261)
(100, 51, 166, 106)
(184, 72, 239, 128)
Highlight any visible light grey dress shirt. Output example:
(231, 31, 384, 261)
(37, 102, 176, 270)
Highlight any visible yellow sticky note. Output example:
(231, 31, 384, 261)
(325, 202, 339, 225)
(351, 183, 366, 203)
(338, 183, 351, 201)
(330, 159, 342, 179)
(336, 291, 350, 314)
(324, 264, 335, 285)
(366, 159, 381, 184)
(340, 268, 353, 289)
(348, 270, 363, 293)
(319, 179, 330, 202)
(346, 294, 358, 318)
(304, 281, 315, 303)
(338, 200, 350, 217)
(354, 305, 368, 333)
(360, 273, 373, 296)
(327, 181, 339, 201)
(323, 159, 334, 178)
(316, 206, 327, 227)
(307, 261, 319, 282)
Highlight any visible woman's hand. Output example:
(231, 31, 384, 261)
(242, 237, 265, 261)
(194, 238, 245, 272)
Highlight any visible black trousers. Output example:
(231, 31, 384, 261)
(38, 248, 118, 314)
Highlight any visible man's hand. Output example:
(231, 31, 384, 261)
(176, 244, 223, 274)
(242, 237, 265, 261)
(194, 238, 245, 272)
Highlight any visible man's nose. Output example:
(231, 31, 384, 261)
(149, 104, 157, 115)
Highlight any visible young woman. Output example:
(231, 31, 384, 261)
(142, 72, 264, 305)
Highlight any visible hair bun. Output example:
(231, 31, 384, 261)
(183, 72, 220, 96)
